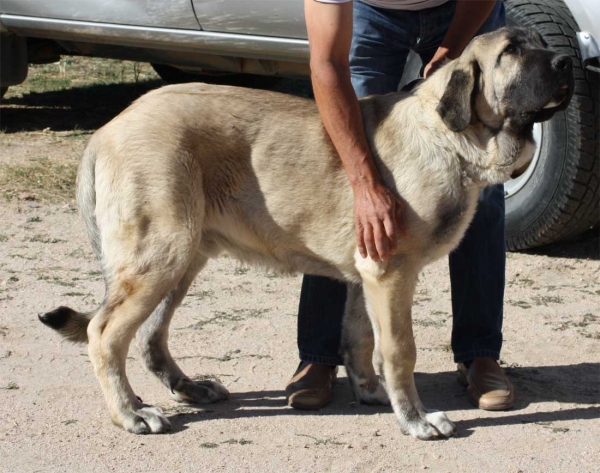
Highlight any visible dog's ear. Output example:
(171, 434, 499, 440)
(437, 60, 479, 132)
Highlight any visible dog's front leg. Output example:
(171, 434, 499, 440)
(341, 284, 389, 405)
(358, 258, 456, 440)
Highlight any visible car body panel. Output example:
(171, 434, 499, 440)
(0, 0, 200, 30)
(563, 0, 600, 61)
(0, 14, 309, 62)
(192, 0, 306, 38)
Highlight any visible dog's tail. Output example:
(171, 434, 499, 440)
(77, 135, 102, 261)
(39, 306, 96, 343)
(38, 138, 104, 344)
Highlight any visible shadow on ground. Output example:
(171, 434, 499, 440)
(522, 226, 599, 261)
(167, 363, 599, 435)
(0, 77, 313, 134)
(1, 79, 164, 133)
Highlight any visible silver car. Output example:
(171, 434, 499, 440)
(1, 0, 598, 250)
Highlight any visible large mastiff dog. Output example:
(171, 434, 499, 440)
(40, 27, 572, 439)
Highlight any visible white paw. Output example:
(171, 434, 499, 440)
(122, 406, 172, 434)
(400, 410, 456, 440)
(425, 410, 457, 437)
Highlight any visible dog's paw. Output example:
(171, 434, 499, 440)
(425, 410, 457, 437)
(121, 406, 172, 435)
(352, 379, 390, 406)
(170, 378, 230, 404)
(401, 410, 456, 440)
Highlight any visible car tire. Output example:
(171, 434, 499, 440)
(504, 0, 599, 251)
(151, 63, 281, 89)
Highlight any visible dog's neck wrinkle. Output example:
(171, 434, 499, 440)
(463, 123, 531, 186)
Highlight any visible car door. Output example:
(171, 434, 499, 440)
(192, 0, 306, 39)
(0, 0, 200, 30)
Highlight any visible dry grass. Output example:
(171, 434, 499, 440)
(0, 57, 160, 202)
(0, 157, 77, 201)
(4, 58, 159, 99)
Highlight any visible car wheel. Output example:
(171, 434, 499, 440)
(504, 0, 599, 250)
(151, 63, 280, 89)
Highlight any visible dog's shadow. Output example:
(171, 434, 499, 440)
(167, 362, 599, 436)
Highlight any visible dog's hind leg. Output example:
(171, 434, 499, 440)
(87, 273, 180, 434)
(341, 284, 389, 405)
(358, 257, 457, 440)
(136, 255, 229, 405)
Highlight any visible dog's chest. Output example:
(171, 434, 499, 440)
(429, 187, 479, 255)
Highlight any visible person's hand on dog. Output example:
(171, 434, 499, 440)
(353, 181, 406, 262)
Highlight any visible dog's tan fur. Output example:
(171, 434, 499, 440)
(40, 28, 572, 439)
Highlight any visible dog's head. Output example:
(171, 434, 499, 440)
(437, 27, 573, 134)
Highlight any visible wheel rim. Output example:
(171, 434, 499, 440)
(504, 122, 543, 198)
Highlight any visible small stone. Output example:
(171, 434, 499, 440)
(27, 203, 40, 209)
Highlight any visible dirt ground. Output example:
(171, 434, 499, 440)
(1, 59, 599, 473)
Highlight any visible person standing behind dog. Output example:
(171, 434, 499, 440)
(286, 0, 515, 411)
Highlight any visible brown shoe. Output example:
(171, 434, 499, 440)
(457, 358, 515, 411)
(285, 362, 337, 410)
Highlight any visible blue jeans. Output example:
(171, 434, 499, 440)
(298, 0, 506, 366)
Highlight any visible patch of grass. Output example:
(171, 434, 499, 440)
(549, 313, 599, 333)
(0, 235, 9, 242)
(531, 295, 563, 306)
(430, 310, 449, 316)
(63, 292, 89, 297)
(507, 299, 531, 309)
(1, 382, 19, 390)
(414, 318, 445, 328)
(37, 275, 76, 287)
(222, 439, 253, 445)
(67, 247, 86, 258)
(580, 332, 600, 340)
(8, 254, 37, 260)
(26, 216, 42, 223)
(296, 434, 346, 446)
(7, 58, 159, 98)
(187, 290, 215, 300)
(233, 267, 249, 275)
(200, 443, 219, 449)
(202, 349, 272, 362)
(179, 308, 269, 330)
(0, 159, 77, 202)
(23, 234, 66, 244)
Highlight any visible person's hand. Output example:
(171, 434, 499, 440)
(352, 182, 407, 262)
(424, 46, 452, 78)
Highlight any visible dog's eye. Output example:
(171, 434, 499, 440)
(503, 44, 518, 55)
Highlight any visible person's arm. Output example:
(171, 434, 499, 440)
(424, 0, 497, 77)
(305, 0, 405, 262)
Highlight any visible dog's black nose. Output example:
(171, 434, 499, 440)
(552, 55, 572, 70)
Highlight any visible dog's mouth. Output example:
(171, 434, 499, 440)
(541, 84, 569, 110)
(514, 82, 572, 125)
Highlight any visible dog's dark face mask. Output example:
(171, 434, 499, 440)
(498, 28, 573, 130)
(437, 27, 574, 134)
